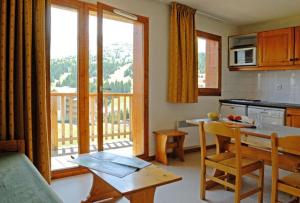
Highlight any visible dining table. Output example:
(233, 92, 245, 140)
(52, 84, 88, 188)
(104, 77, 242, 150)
(186, 118, 300, 189)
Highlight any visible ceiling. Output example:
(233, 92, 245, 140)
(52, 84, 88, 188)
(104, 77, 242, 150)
(157, 0, 300, 25)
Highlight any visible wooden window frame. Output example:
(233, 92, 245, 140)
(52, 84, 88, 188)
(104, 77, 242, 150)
(196, 30, 222, 96)
(50, 0, 149, 179)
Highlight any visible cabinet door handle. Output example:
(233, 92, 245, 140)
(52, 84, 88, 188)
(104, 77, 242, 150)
(295, 58, 299, 61)
(290, 58, 295, 61)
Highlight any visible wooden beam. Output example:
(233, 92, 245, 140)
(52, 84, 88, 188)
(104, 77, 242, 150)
(78, 3, 90, 153)
(97, 2, 104, 151)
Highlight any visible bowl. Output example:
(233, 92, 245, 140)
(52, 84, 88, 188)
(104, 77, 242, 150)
(207, 112, 220, 121)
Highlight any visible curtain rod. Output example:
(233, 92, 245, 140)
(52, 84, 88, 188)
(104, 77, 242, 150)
(113, 9, 138, 21)
(92, 0, 226, 23)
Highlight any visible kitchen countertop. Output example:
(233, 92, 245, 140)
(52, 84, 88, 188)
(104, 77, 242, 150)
(186, 118, 300, 138)
(219, 99, 300, 109)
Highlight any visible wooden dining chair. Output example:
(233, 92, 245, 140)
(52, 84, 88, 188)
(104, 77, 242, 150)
(199, 121, 264, 203)
(271, 133, 300, 203)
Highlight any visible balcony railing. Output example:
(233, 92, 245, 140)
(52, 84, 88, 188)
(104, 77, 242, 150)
(50, 92, 133, 156)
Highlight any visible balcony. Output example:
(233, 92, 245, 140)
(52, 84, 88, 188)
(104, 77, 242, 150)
(50, 92, 133, 170)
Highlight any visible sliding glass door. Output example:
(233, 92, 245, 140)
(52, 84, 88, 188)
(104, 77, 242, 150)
(98, 7, 147, 156)
(50, 1, 148, 173)
(50, 5, 79, 170)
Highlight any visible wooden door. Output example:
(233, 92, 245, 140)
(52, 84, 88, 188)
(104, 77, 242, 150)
(258, 27, 295, 66)
(295, 27, 300, 65)
(286, 108, 300, 128)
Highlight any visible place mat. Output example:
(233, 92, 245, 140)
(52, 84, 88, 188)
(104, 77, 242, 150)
(91, 152, 151, 169)
(71, 155, 138, 178)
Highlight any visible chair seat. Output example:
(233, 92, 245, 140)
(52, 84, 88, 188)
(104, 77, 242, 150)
(219, 157, 260, 168)
(280, 173, 300, 189)
(207, 152, 235, 162)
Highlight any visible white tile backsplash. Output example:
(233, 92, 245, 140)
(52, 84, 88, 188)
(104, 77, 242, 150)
(222, 70, 258, 99)
(226, 70, 300, 104)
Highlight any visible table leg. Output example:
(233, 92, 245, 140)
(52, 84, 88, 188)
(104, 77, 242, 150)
(82, 174, 122, 203)
(175, 135, 185, 162)
(125, 187, 156, 203)
(156, 134, 168, 165)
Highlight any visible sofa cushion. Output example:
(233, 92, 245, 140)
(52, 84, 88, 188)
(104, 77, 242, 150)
(0, 153, 62, 203)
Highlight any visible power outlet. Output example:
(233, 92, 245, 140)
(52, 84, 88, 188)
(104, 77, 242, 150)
(276, 84, 283, 91)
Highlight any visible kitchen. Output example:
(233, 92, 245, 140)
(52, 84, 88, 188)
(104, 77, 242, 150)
(218, 21, 300, 130)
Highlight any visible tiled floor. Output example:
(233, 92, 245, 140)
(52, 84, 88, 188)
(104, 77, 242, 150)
(51, 152, 294, 203)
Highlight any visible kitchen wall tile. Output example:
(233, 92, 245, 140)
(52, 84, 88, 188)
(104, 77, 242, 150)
(225, 70, 300, 104)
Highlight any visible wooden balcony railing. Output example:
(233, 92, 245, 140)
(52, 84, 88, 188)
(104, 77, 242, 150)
(50, 92, 133, 154)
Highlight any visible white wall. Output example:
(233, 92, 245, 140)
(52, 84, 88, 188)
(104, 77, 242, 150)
(88, 0, 257, 155)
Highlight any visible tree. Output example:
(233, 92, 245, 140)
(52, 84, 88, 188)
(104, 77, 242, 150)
(50, 43, 133, 93)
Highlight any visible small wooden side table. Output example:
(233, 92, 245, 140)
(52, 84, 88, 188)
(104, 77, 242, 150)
(153, 130, 187, 165)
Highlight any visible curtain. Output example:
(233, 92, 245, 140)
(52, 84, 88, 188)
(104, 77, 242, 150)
(168, 2, 198, 103)
(0, 0, 51, 182)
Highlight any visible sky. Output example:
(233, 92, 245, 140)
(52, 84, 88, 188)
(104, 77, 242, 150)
(198, 38, 206, 53)
(50, 7, 133, 59)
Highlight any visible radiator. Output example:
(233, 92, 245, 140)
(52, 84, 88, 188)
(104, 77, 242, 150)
(176, 120, 215, 149)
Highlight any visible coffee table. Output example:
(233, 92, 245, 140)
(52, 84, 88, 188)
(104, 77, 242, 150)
(80, 153, 182, 203)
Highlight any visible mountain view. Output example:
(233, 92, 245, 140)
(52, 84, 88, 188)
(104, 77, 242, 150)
(50, 43, 133, 93)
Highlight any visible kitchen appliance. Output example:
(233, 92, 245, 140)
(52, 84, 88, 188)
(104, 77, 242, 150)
(220, 103, 247, 117)
(230, 46, 256, 66)
(247, 106, 285, 126)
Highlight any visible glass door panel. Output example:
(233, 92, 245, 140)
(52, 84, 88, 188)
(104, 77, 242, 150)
(50, 6, 79, 170)
(99, 9, 145, 156)
(101, 11, 134, 156)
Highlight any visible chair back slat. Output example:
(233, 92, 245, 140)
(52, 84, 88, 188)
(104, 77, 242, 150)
(203, 121, 238, 138)
(277, 136, 300, 156)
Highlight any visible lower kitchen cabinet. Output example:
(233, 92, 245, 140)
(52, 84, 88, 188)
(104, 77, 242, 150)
(286, 108, 300, 127)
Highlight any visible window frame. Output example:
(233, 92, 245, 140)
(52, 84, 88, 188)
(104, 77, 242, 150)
(196, 30, 222, 96)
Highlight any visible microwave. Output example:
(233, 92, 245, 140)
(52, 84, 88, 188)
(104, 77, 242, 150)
(230, 47, 256, 66)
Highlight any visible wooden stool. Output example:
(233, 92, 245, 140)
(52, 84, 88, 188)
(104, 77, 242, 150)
(153, 130, 187, 165)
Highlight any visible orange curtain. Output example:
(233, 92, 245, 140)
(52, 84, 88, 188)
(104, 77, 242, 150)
(168, 2, 198, 103)
(0, 0, 51, 182)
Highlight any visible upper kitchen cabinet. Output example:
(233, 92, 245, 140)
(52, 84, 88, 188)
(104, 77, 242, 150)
(295, 26, 300, 65)
(258, 27, 294, 66)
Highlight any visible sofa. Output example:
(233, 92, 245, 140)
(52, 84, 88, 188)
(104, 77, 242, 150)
(0, 140, 62, 203)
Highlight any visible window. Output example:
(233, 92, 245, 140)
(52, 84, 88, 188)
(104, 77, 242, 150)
(197, 31, 221, 96)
